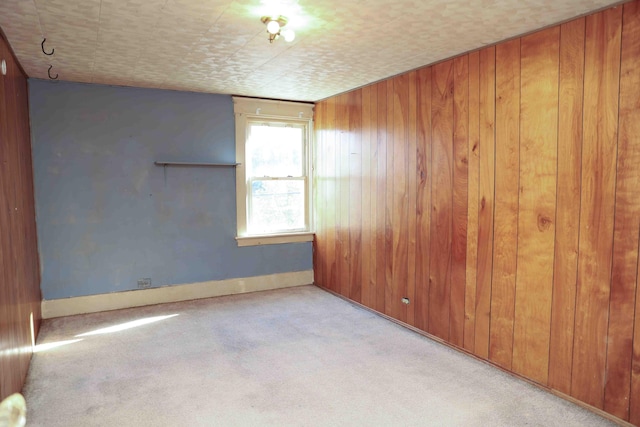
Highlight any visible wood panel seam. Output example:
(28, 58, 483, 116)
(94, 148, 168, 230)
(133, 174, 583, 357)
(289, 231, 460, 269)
(568, 18, 588, 399)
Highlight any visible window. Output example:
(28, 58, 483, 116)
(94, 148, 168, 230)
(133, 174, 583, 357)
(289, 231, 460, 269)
(233, 97, 314, 246)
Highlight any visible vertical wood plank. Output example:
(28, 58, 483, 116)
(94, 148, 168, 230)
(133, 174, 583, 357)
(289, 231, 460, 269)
(572, 7, 622, 408)
(313, 100, 325, 288)
(336, 94, 351, 297)
(322, 99, 329, 289)
(0, 37, 16, 399)
(390, 74, 410, 322)
(4, 45, 27, 393)
(320, 101, 329, 290)
(24, 104, 41, 344)
(376, 81, 388, 313)
(415, 67, 433, 332)
(325, 98, 338, 293)
(464, 51, 480, 352)
(407, 71, 418, 327)
(513, 26, 560, 385)
(0, 33, 41, 400)
(429, 60, 454, 340)
(451, 56, 469, 347)
(349, 90, 363, 303)
(370, 85, 381, 312)
(17, 76, 39, 316)
(384, 80, 395, 317)
(605, 2, 640, 420)
(633, 232, 640, 425)
(475, 46, 496, 359)
(548, 17, 585, 395)
(489, 38, 520, 370)
(361, 86, 372, 308)
(334, 97, 348, 294)
(311, 3, 638, 423)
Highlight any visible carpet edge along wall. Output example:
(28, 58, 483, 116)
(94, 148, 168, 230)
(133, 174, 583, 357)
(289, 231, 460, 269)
(313, 1, 640, 424)
(41, 270, 314, 319)
(0, 31, 42, 400)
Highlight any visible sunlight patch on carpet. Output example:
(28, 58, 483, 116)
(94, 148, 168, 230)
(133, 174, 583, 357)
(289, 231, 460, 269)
(75, 314, 179, 337)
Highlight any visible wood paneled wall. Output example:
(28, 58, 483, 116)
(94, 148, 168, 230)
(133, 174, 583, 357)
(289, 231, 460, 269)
(313, 1, 640, 423)
(0, 32, 42, 400)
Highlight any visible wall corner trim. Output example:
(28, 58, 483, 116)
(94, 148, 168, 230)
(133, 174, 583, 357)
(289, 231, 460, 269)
(41, 270, 314, 319)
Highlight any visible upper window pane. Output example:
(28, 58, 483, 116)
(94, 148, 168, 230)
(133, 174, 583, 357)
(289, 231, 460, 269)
(248, 124, 303, 177)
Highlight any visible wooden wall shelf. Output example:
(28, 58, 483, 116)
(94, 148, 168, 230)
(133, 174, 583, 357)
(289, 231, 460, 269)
(154, 161, 240, 167)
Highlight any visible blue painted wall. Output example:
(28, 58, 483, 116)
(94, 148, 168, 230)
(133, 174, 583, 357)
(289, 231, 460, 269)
(29, 80, 312, 300)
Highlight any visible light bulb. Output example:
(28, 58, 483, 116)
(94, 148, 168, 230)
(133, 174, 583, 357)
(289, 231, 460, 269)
(281, 29, 295, 42)
(266, 20, 280, 35)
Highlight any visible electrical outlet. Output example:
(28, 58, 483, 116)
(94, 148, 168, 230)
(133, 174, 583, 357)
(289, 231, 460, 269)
(137, 278, 152, 289)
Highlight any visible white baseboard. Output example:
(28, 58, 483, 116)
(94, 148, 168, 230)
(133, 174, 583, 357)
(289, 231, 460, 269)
(41, 270, 314, 319)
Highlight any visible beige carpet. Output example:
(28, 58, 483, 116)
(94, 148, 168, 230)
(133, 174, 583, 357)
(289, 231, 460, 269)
(23, 285, 616, 427)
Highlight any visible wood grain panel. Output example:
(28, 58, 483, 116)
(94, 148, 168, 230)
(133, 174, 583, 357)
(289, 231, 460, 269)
(22, 90, 39, 337)
(376, 81, 388, 314)
(548, 17, 585, 395)
(0, 34, 15, 400)
(626, 3, 640, 425)
(361, 86, 372, 308)
(3, 37, 23, 397)
(406, 71, 418, 327)
(572, 7, 622, 408)
(384, 80, 395, 317)
(337, 94, 351, 297)
(0, 33, 41, 401)
(325, 98, 338, 293)
(429, 60, 454, 340)
(489, 38, 520, 370)
(606, 1, 640, 420)
(450, 56, 469, 347)
(313, 99, 322, 285)
(348, 90, 363, 303)
(313, 100, 325, 288)
(390, 74, 409, 322)
(312, 2, 640, 423)
(634, 236, 640, 426)
(317, 100, 329, 290)
(474, 46, 496, 359)
(463, 51, 480, 352)
(319, 100, 330, 291)
(415, 67, 432, 332)
(370, 85, 383, 313)
(512, 27, 559, 385)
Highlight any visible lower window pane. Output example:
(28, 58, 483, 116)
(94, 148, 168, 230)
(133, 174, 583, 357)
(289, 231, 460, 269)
(250, 180, 305, 233)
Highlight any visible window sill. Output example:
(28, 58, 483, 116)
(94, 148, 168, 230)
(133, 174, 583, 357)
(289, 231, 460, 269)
(235, 232, 314, 247)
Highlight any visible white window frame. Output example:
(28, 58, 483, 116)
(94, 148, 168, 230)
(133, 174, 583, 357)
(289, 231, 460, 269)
(233, 96, 314, 247)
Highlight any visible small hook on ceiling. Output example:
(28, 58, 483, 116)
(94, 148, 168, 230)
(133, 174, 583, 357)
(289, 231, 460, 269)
(47, 65, 58, 80)
(41, 38, 54, 56)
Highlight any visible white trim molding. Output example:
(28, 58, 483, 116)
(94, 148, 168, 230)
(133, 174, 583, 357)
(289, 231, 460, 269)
(41, 270, 314, 319)
(236, 232, 314, 247)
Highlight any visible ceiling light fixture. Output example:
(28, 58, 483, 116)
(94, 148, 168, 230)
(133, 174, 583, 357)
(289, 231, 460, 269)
(261, 15, 295, 43)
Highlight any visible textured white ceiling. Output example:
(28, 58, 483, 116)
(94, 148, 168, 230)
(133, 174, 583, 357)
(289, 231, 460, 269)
(0, 0, 623, 101)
